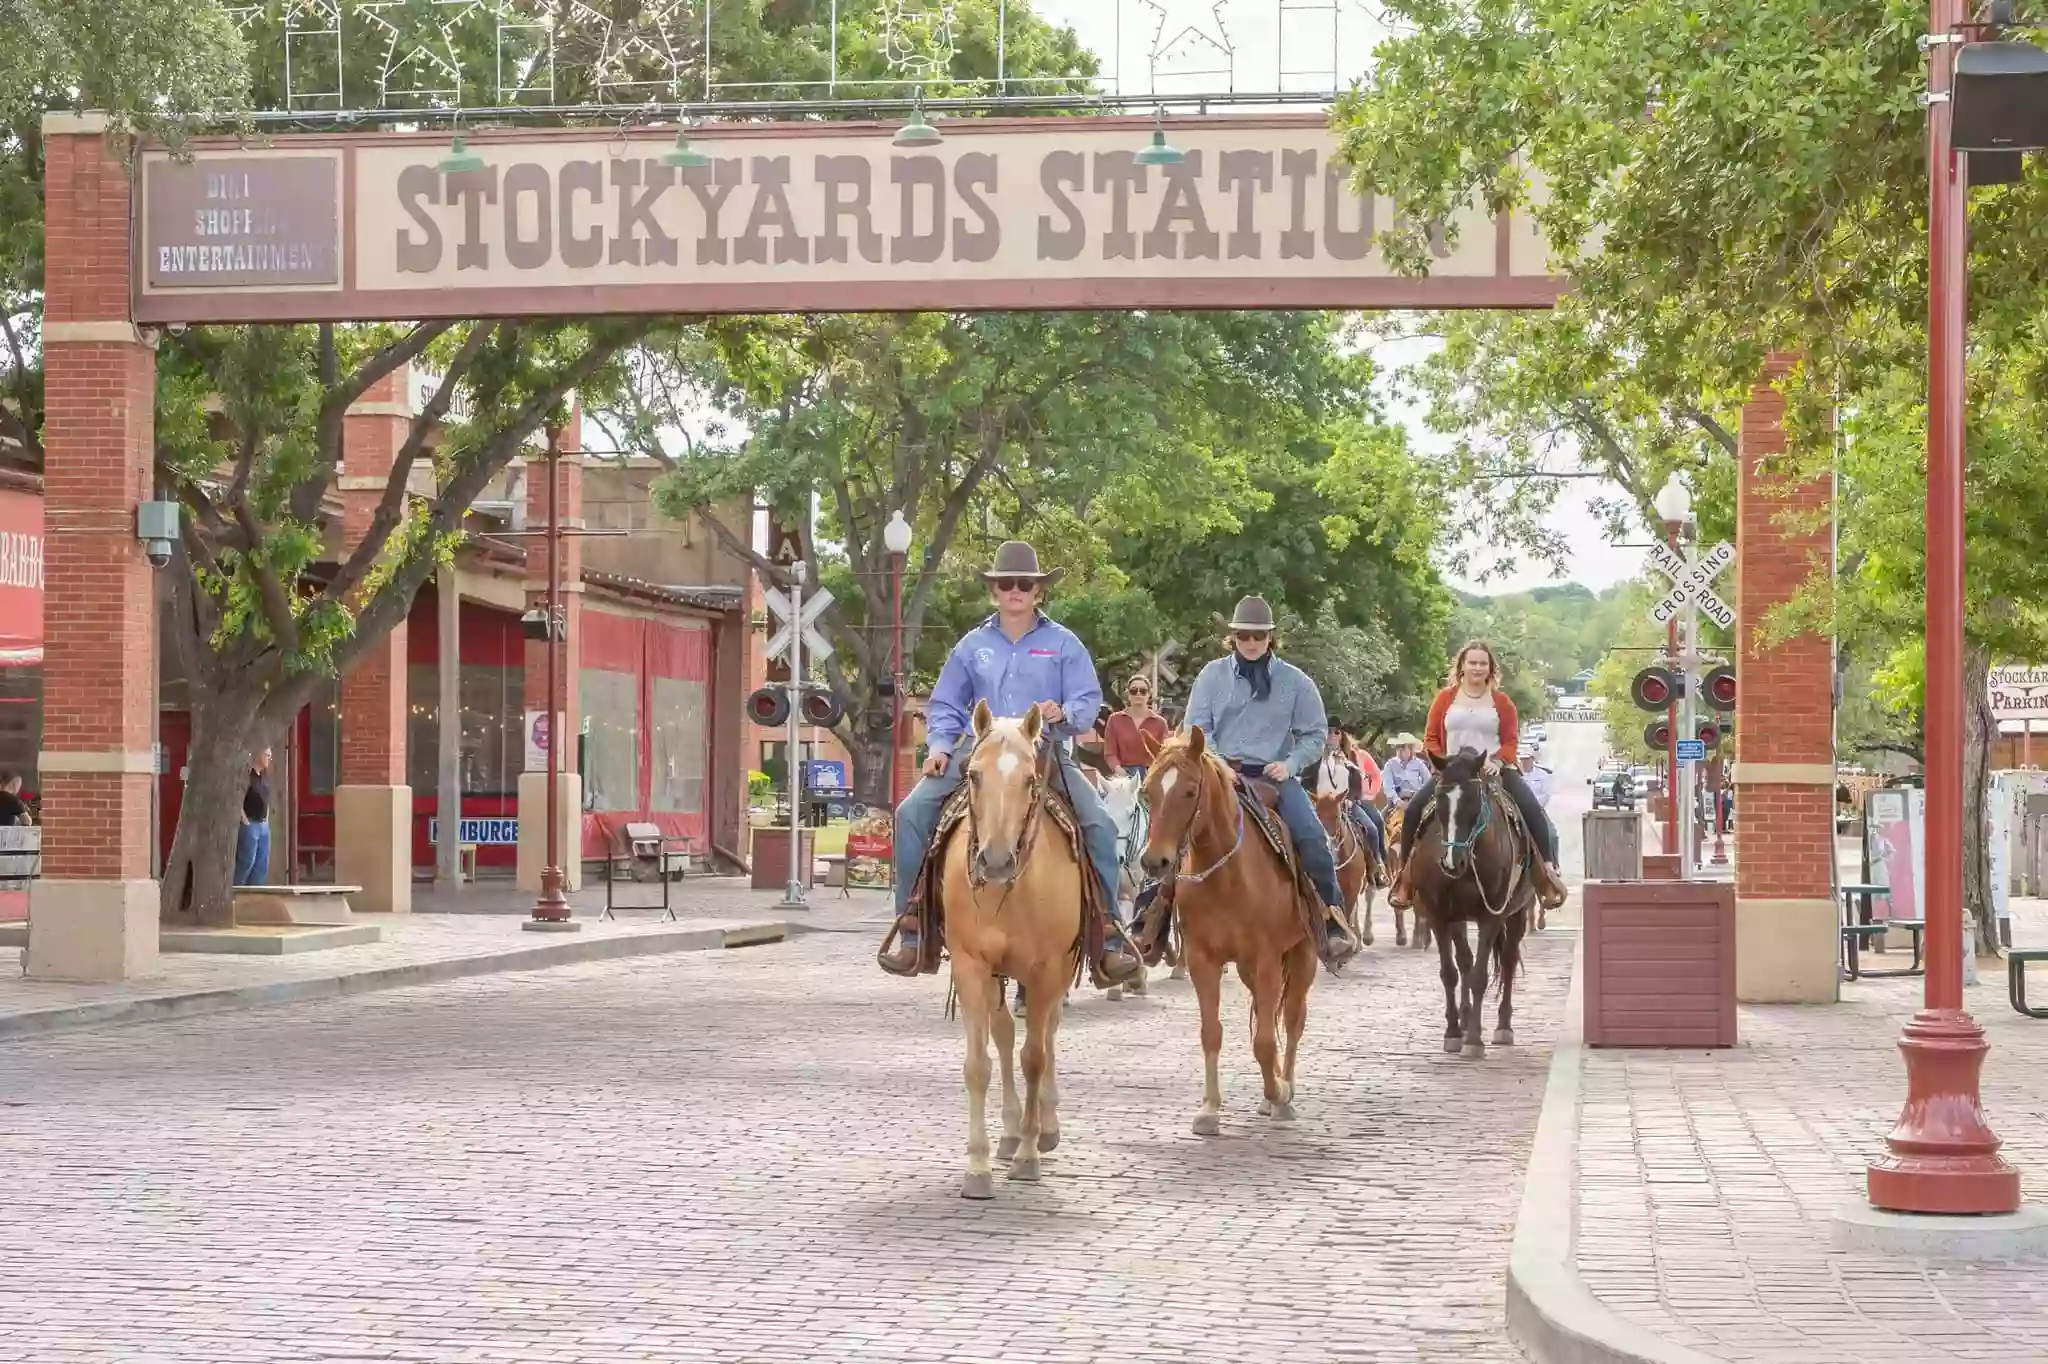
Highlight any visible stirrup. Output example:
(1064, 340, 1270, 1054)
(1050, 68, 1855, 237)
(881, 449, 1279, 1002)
(876, 914, 924, 978)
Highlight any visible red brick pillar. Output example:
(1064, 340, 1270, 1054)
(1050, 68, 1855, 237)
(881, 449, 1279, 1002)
(1734, 355, 1839, 1001)
(516, 413, 584, 891)
(334, 369, 413, 912)
(27, 114, 161, 980)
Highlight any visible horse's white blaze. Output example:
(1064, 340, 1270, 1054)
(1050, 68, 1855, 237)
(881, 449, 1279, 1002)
(996, 751, 1021, 777)
(1442, 785, 1463, 869)
(1160, 768, 1179, 796)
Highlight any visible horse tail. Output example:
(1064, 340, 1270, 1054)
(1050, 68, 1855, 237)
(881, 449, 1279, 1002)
(1491, 924, 1519, 1000)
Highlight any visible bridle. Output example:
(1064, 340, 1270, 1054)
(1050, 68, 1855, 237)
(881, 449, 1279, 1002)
(1158, 753, 1245, 885)
(1435, 773, 1521, 917)
(963, 737, 1051, 907)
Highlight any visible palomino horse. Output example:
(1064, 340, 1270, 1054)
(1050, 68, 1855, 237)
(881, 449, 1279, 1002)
(1313, 790, 1374, 953)
(942, 702, 1082, 1199)
(1408, 748, 1532, 1059)
(1139, 729, 1318, 1132)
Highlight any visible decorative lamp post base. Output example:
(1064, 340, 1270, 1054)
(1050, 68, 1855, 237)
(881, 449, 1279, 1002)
(526, 868, 577, 932)
(1867, 1009, 2021, 1214)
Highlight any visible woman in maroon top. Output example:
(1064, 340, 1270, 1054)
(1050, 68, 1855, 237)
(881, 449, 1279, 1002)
(1103, 675, 1170, 779)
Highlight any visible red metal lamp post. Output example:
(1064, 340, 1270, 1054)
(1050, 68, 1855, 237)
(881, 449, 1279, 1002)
(1654, 475, 1692, 859)
(1865, 2, 2019, 1214)
(530, 425, 573, 929)
(884, 511, 912, 807)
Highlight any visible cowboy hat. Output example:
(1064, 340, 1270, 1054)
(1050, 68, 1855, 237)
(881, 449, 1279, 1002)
(1390, 732, 1423, 748)
(980, 540, 1063, 585)
(1227, 595, 1277, 632)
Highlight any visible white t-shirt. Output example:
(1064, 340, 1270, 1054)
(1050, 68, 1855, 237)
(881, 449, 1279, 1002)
(1444, 690, 1502, 758)
(1318, 753, 1355, 796)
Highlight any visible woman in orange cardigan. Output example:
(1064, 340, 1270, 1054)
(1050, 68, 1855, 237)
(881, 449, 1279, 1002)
(1388, 641, 1567, 911)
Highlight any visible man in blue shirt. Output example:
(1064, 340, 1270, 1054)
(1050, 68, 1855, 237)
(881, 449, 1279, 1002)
(1130, 595, 1357, 969)
(878, 542, 1140, 983)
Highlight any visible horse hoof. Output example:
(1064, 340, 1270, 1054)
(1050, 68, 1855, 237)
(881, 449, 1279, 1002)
(1192, 1112, 1222, 1137)
(1106, 985, 1123, 1001)
(1038, 1128, 1061, 1153)
(1268, 1102, 1298, 1123)
(1256, 1098, 1271, 1116)
(961, 1172, 995, 1201)
(1461, 1042, 1486, 1059)
(997, 1136, 1020, 1161)
(1492, 1028, 1516, 1047)
(1395, 931, 1408, 947)
(1443, 1036, 1462, 1054)
(1008, 1157, 1041, 1183)
(1128, 977, 1148, 997)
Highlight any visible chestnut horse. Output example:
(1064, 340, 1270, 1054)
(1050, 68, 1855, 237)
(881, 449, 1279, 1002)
(942, 702, 1082, 1199)
(1314, 790, 1374, 952)
(1383, 802, 1431, 951)
(1408, 748, 1531, 1058)
(1140, 729, 1318, 1132)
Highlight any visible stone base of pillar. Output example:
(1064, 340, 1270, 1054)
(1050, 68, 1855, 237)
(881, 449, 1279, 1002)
(517, 771, 584, 893)
(334, 785, 413, 914)
(25, 878, 160, 981)
(1736, 896, 1839, 1002)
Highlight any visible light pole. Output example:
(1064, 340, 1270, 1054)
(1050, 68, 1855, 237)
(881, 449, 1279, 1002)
(529, 424, 573, 930)
(1653, 474, 1691, 861)
(883, 510, 913, 808)
(1865, 6, 2018, 1215)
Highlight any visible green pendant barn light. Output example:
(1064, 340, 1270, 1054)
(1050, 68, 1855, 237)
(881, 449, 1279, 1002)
(437, 116, 486, 174)
(1134, 108, 1184, 167)
(662, 111, 713, 170)
(893, 88, 943, 148)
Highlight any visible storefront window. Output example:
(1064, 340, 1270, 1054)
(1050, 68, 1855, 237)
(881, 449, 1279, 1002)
(0, 665, 39, 788)
(650, 677, 706, 812)
(580, 669, 639, 811)
(407, 662, 525, 797)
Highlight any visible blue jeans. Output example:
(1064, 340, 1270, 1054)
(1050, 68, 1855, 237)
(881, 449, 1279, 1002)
(234, 820, 270, 886)
(1350, 800, 1385, 859)
(1235, 766, 1342, 909)
(893, 740, 1120, 916)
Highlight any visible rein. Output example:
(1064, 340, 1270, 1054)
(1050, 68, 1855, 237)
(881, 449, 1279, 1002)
(1168, 759, 1247, 885)
(963, 744, 1051, 914)
(1436, 777, 1522, 918)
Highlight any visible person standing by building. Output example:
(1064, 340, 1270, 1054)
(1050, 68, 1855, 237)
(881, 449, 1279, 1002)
(1104, 675, 1170, 781)
(0, 771, 32, 826)
(235, 747, 273, 887)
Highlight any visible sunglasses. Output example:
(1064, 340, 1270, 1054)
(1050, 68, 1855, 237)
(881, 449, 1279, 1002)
(1128, 687, 1150, 696)
(991, 578, 1038, 594)
(1236, 631, 1270, 643)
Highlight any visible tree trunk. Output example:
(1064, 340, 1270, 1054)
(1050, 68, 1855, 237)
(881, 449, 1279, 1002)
(844, 707, 896, 810)
(164, 696, 263, 927)
(1963, 645, 2001, 958)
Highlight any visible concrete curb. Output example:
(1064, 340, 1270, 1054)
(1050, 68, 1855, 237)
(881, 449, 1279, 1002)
(1504, 936, 1728, 1364)
(0, 920, 789, 1044)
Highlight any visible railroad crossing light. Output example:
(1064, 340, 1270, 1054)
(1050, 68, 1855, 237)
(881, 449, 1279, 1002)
(1696, 719, 1723, 749)
(1631, 666, 1679, 711)
(1643, 718, 1673, 751)
(746, 687, 791, 729)
(798, 687, 846, 728)
(1702, 665, 1737, 713)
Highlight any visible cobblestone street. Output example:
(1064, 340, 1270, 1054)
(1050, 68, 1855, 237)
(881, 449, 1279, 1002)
(0, 924, 1570, 1363)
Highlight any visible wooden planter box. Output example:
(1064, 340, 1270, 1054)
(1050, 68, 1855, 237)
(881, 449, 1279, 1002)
(1583, 880, 1737, 1048)
(1641, 852, 1682, 881)
(749, 827, 816, 892)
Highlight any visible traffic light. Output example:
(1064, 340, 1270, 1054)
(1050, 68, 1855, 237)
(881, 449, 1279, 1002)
(799, 687, 846, 728)
(746, 687, 791, 729)
(1631, 666, 1680, 711)
(1643, 717, 1673, 751)
(1701, 664, 1737, 712)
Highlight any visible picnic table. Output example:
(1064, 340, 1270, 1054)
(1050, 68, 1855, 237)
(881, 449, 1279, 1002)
(1839, 882, 1925, 981)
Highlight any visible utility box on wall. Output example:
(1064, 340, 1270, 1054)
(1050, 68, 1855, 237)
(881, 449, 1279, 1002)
(1583, 880, 1738, 1048)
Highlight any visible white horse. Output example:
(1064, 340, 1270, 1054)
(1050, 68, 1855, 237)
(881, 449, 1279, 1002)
(1099, 772, 1157, 998)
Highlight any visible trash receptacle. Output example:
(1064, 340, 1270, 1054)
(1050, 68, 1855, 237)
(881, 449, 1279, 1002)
(1583, 809, 1644, 882)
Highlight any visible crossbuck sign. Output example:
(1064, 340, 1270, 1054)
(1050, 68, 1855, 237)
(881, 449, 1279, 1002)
(1646, 541, 1736, 631)
(765, 585, 835, 664)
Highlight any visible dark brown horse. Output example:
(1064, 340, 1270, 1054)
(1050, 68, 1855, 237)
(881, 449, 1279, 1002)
(1139, 730, 1318, 1132)
(1408, 748, 1531, 1058)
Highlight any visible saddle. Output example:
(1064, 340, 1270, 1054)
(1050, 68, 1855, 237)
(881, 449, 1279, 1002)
(1230, 771, 1337, 949)
(891, 772, 1120, 988)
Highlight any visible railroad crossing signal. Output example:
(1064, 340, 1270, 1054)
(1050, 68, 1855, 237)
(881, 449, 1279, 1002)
(1143, 639, 1181, 685)
(1646, 539, 1736, 631)
(1701, 664, 1737, 712)
(1631, 665, 1680, 710)
(765, 584, 835, 664)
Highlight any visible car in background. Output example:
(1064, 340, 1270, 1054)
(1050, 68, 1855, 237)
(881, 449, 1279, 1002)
(1590, 769, 1638, 809)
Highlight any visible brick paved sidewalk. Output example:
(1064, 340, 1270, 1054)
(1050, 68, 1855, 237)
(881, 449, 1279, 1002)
(0, 878, 891, 1038)
(1570, 903, 2048, 1364)
(0, 922, 1574, 1363)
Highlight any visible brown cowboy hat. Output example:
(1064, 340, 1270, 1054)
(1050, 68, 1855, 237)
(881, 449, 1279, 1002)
(1227, 595, 1277, 632)
(981, 540, 1064, 585)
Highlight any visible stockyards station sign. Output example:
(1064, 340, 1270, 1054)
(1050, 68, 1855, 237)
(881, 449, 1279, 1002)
(134, 115, 1565, 323)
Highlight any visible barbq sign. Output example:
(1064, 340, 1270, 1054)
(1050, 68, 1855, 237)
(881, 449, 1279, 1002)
(134, 116, 1564, 323)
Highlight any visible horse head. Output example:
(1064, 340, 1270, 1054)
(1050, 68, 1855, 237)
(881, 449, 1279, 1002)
(1427, 746, 1494, 878)
(1138, 726, 1222, 878)
(963, 700, 1047, 886)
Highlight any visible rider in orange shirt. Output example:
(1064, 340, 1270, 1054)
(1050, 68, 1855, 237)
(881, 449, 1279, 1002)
(1387, 641, 1567, 912)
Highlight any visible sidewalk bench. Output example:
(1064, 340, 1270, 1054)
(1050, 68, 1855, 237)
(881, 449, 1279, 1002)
(234, 883, 363, 926)
(600, 822, 700, 921)
(2011, 951, 2048, 1018)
